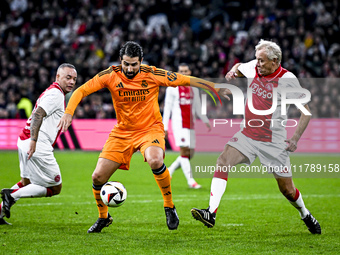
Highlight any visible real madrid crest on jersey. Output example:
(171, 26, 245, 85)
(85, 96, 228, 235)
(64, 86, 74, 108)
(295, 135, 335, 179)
(141, 80, 148, 88)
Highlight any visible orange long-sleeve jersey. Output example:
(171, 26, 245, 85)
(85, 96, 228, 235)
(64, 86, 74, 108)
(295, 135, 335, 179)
(65, 64, 217, 131)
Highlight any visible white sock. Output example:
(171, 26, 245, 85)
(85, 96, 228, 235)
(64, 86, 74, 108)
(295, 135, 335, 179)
(208, 177, 227, 214)
(289, 189, 309, 218)
(168, 156, 181, 176)
(11, 182, 21, 189)
(11, 184, 47, 201)
(179, 156, 197, 185)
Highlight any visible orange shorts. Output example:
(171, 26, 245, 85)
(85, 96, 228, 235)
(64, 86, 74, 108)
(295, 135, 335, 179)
(99, 124, 165, 170)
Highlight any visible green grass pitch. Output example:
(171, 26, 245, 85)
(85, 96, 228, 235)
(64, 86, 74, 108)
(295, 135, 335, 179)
(0, 151, 339, 254)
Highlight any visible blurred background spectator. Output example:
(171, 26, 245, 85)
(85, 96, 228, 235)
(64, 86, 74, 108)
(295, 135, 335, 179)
(0, 0, 339, 119)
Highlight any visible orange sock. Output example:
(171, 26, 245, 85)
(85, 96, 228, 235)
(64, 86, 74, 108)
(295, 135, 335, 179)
(92, 187, 108, 218)
(153, 167, 174, 208)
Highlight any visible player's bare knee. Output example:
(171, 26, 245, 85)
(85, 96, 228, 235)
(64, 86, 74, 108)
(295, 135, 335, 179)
(147, 157, 163, 170)
(53, 187, 62, 195)
(217, 146, 231, 166)
(92, 173, 101, 184)
(92, 172, 108, 185)
(22, 178, 31, 186)
(217, 154, 228, 167)
(48, 184, 62, 196)
(180, 147, 191, 158)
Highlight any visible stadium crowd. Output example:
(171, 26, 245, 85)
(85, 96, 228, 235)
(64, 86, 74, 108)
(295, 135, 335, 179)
(0, 0, 339, 119)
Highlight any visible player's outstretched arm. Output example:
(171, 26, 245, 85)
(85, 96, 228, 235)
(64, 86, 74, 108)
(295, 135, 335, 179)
(285, 104, 311, 152)
(28, 106, 47, 160)
(225, 63, 243, 81)
(57, 113, 73, 132)
(217, 87, 232, 101)
(58, 76, 103, 132)
(188, 77, 233, 101)
(192, 87, 211, 129)
(220, 63, 246, 100)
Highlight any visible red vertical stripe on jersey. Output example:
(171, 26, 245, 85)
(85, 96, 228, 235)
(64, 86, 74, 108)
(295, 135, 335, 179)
(242, 65, 288, 142)
(178, 86, 193, 129)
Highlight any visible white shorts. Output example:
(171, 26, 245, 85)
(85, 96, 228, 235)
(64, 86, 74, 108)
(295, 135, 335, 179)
(227, 131, 292, 177)
(17, 138, 62, 187)
(172, 127, 196, 149)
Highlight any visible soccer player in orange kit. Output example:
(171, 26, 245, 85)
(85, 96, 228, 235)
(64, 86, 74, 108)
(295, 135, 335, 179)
(58, 41, 221, 233)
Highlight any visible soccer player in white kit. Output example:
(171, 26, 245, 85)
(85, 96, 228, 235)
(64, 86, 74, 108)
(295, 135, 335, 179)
(191, 40, 321, 234)
(163, 63, 211, 189)
(0, 63, 77, 225)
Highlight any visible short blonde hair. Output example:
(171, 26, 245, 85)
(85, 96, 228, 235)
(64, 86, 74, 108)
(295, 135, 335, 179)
(255, 39, 282, 64)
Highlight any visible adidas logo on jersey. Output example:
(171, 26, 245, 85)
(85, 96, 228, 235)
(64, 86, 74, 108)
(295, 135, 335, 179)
(152, 139, 160, 144)
(116, 82, 124, 88)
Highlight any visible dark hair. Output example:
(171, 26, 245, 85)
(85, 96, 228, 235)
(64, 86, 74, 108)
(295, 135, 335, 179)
(119, 41, 144, 61)
(178, 63, 189, 68)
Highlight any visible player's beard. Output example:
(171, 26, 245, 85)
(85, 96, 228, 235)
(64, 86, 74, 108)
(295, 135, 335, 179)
(123, 70, 138, 79)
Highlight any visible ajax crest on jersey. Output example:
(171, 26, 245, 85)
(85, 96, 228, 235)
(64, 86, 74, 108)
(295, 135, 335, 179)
(100, 181, 127, 207)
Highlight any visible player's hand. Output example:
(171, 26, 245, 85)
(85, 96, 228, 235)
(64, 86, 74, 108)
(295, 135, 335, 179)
(164, 131, 168, 140)
(218, 87, 231, 101)
(57, 113, 73, 132)
(225, 70, 238, 81)
(27, 140, 36, 160)
(285, 138, 298, 152)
